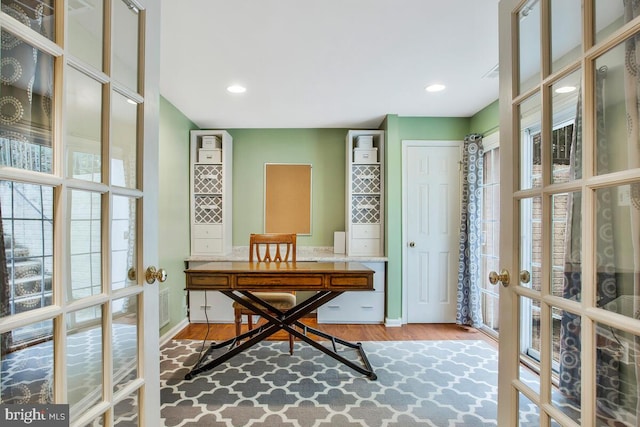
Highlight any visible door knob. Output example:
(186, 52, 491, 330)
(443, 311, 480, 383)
(145, 266, 167, 284)
(489, 269, 510, 287)
(409, 241, 415, 247)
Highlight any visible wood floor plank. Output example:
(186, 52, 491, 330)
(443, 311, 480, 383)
(173, 317, 497, 348)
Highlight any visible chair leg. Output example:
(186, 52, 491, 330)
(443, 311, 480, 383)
(288, 332, 294, 355)
(234, 308, 242, 342)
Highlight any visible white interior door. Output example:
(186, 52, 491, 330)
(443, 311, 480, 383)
(403, 141, 461, 323)
(498, 1, 640, 425)
(0, 1, 161, 425)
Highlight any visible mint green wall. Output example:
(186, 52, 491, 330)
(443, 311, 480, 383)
(382, 115, 473, 321)
(157, 98, 500, 334)
(227, 128, 347, 247)
(158, 96, 197, 337)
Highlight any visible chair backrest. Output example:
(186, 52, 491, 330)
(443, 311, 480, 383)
(249, 233, 297, 262)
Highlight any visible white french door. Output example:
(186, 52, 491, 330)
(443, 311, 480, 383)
(498, 0, 640, 426)
(0, 0, 161, 425)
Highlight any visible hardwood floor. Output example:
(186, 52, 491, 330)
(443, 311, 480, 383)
(173, 316, 498, 348)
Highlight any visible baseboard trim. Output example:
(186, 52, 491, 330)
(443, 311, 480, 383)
(160, 318, 189, 346)
(385, 317, 403, 327)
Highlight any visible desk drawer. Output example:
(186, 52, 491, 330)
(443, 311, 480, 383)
(317, 292, 383, 323)
(188, 274, 231, 289)
(236, 274, 324, 290)
(328, 275, 372, 290)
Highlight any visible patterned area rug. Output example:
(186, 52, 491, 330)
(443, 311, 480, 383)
(160, 339, 499, 426)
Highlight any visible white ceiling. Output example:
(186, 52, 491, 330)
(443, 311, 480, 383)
(160, 0, 500, 129)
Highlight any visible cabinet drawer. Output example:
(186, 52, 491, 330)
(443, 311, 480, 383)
(317, 292, 383, 323)
(193, 224, 222, 238)
(193, 238, 223, 254)
(350, 238, 380, 255)
(188, 291, 233, 322)
(352, 224, 380, 239)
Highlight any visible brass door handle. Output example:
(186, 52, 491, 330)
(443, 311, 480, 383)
(145, 266, 167, 284)
(489, 269, 510, 287)
(489, 269, 531, 287)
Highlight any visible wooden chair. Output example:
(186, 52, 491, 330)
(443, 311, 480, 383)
(233, 233, 297, 354)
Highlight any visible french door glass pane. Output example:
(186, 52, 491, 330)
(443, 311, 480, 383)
(0, 31, 53, 173)
(481, 146, 500, 334)
(112, 0, 139, 91)
(66, 66, 102, 182)
(520, 295, 541, 396)
(595, 183, 640, 319)
(594, 1, 625, 45)
(113, 295, 137, 390)
(595, 37, 640, 176)
(550, 193, 581, 298)
(0, 181, 53, 318)
(68, 306, 103, 414)
(519, 390, 540, 426)
(550, 0, 581, 73)
(520, 94, 542, 190)
(551, 71, 580, 184)
(69, 190, 101, 301)
(114, 391, 138, 426)
(0, 319, 54, 404)
(594, 323, 638, 425)
(520, 197, 542, 290)
(552, 307, 581, 422)
(67, 0, 103, 70)
(1, 1, 55, 40)
(111, 195, 136, 290)
(518, 0, 541, 95)
(111, 92, 137, 188)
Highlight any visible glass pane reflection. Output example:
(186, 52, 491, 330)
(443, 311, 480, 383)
(520, 197, 542, 290)
(551, 0, 581, 73)
(519, 390, 541, 426)
(518, 0, 541, 94)
(594, 323, 639, 425)
(1, 1, 55, 40)
(68, 306, 103, 414)
(111, 196, 136, 290)
(0, 31, 53, 173)
(552, 307, 581, 422)
(68, 0, 103, 70)
(595, 37, 640, 176)
(594, 1, 625, 45)
(551, 71, 580, 184)
(112, 0, 139, 91)
(0, 182, 54, 318)
(66, 66, 102, 182)
(0, 320, 54, 404)
(520, 296, 541, 396)
(111, 92, 137, 188)
(520, 94, 542, 190)
(114, 391, 138, 426)
(69, 190, 101, 301)
(113, 296, 138, 391)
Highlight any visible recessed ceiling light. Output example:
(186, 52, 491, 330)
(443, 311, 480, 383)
(555, 86, 576, 94)
(227, 85, 246, 94)
(425, 84, 446, 92)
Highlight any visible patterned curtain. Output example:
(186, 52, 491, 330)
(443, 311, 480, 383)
(456, 134, 484, 327)
(559, 68, 622, 408)
(623, 0, 640, 420)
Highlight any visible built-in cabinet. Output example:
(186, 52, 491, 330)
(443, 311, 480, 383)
(316, 262, 385, 323)
(345, 130, 385, 257)
(189, 130, 233, 256)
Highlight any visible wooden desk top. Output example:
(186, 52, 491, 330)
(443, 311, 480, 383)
(185, 261, 374, 291)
